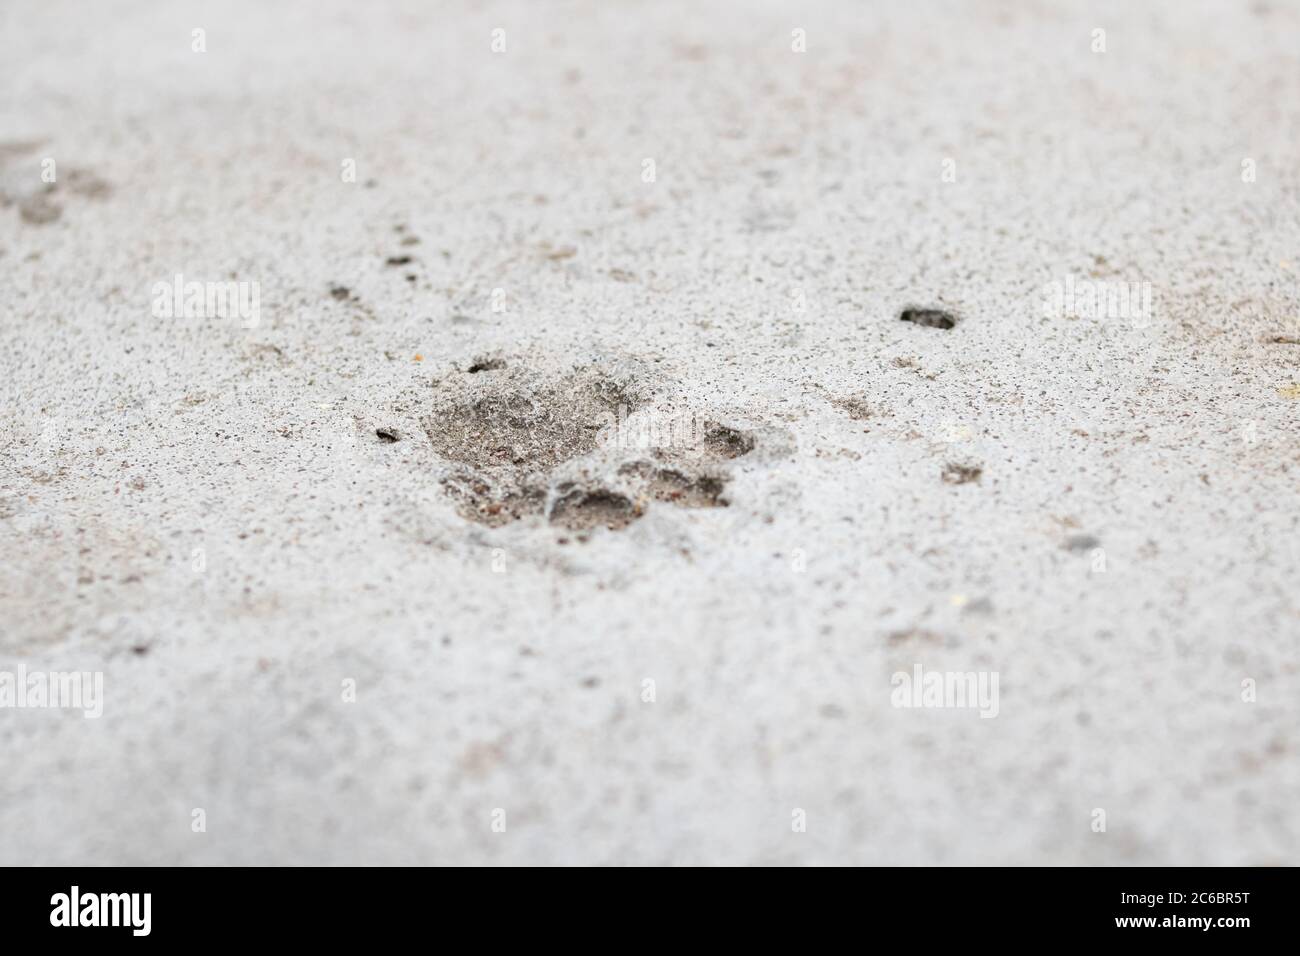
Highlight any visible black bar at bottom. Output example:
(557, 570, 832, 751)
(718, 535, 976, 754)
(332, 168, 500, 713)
(0, 866, 1291, 943)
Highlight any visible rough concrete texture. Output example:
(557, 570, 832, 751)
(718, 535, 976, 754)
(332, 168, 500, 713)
(1, 0, 1298, 865)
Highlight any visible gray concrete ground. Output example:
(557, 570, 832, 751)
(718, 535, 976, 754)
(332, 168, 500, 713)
(1, 0, 1298, 865)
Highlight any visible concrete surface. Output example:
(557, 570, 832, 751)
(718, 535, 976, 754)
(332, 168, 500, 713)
(1, 0, 1298, 865)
